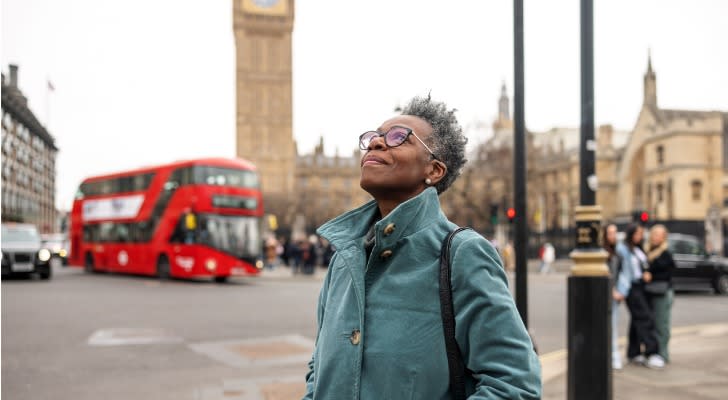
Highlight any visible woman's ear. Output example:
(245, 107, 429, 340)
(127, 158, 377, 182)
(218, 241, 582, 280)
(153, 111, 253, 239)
(426, 159, 447, 186)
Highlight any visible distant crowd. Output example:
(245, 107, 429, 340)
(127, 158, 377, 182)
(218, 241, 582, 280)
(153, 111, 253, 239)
(262, 234, 334, 275)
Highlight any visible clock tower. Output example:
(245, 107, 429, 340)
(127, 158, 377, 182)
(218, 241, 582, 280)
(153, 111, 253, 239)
(233, 0, 296, 219)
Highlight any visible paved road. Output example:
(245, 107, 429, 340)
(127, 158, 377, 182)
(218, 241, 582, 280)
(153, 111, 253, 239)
(2, 263, 727, 399)
(2, 266, 320, 400)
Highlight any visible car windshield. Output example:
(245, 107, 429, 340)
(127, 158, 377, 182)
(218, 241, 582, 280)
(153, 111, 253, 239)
(2, 226, 40, 243)
(669, 236, 707, 256)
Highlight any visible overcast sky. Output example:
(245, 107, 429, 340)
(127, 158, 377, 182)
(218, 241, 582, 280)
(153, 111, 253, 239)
(2, 0, 727, 212)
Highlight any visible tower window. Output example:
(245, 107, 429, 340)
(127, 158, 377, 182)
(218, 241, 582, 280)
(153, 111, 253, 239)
(656, 183, 664, 202)
(656, 145, 664, 166)
(691, 180, 702, 201)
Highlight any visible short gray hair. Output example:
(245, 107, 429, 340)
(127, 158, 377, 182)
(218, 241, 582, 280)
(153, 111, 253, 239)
(399, 94, 468, 194)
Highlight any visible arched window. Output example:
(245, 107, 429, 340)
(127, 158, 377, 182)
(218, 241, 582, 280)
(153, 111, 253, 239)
(691, 180, 702, 201)
(656, 145, 664, 166)
(657, 183, 664, 202)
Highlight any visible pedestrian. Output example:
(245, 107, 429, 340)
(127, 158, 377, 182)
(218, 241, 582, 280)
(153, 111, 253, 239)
(290, 238, 304, 275)
(645, 224, 675, 363)
(301, 235, 317, 275)
(302, 94, 541, 399)
(615, 223, 665, 369)
(501, 239, 515, 274)
(320, 238, 334, 268)
(264, 235, 279, 270)
(603, 223, 624, 370)
(278, 236, 290, 266)
(539, 242, 555, 274)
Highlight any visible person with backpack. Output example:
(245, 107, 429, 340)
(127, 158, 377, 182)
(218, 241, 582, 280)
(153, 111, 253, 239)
(302, 95, 540, 399)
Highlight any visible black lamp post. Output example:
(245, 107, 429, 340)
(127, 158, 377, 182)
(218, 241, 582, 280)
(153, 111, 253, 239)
(513, 0, 528, 330)
(567, 0, 612, 399)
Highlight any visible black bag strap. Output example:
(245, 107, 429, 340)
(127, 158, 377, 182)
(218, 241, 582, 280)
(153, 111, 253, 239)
(439, 227, 471, 400)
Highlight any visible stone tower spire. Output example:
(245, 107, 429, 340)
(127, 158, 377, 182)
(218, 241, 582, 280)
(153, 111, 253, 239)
(498, 81, 510, 121)
(643, 50, 657, 107)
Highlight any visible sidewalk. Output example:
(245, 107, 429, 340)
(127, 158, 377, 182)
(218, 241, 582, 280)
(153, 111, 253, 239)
(256, 265, 327, 281)
(541, 323, 728, 399)
(245, 262, 728, 400)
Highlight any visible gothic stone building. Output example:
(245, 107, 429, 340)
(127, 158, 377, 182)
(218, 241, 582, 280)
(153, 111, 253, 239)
(1, 65, 59, 232)
(451, 58, 727, 254)
(233, 1, 726, 248)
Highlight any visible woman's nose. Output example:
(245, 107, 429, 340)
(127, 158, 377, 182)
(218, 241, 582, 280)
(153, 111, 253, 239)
(368, 134, 387, 150)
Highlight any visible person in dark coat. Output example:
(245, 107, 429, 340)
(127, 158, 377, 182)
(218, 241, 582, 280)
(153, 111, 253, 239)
(645, 224, 676, 363)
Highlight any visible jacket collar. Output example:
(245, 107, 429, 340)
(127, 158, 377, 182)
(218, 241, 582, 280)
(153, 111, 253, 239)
(317, 187, 445, 251)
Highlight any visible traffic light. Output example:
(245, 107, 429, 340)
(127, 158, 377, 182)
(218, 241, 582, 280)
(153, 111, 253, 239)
(632, 210, 649, 224)
(489, 204, 499, 225)
(507, 207, 516, 223)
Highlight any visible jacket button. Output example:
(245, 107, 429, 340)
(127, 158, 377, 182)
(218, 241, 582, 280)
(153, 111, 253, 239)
(380, 249, 393, 259)
(383, 223, 396, 235)
(350, 329, 361, 345)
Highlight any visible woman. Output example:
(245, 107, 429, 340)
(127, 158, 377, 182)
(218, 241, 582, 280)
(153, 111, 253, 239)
(603, 223, 623, 370)
(645, 224, 675, 363)
(302, 95, 541, 399)
(615, 223, 664, 369)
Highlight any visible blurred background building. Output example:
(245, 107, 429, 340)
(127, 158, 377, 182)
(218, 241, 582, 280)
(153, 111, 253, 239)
(232, 0, 726, 253)
(443, 57, 727, 256)
(1, 64, 59, 233)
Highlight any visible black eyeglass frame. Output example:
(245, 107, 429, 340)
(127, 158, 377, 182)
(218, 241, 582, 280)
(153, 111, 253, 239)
(359, 126, 439, 160)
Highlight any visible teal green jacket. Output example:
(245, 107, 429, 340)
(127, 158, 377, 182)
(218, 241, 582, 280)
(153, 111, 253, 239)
(303, 188, 541, 399)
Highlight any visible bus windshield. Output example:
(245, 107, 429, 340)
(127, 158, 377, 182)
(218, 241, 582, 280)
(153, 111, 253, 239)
(198, 214, 261, 259)
(194, 166, 258, 188)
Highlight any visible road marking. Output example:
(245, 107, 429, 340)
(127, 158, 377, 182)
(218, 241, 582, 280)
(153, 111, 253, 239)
(188, 334, 314, 368)
(87, 328, 183, 346)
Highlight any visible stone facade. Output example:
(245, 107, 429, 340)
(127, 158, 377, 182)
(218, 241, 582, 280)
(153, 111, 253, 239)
(1, 65, 59, 232)
(292, 137, 369, 232)
(233, 0, 366, 232)
(459, 57, 726, 251)
(232, 3, 726, 244)
(233, 0, 297, 222)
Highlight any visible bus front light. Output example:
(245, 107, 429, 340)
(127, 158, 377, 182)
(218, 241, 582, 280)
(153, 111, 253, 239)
(205, 258, 217, 272)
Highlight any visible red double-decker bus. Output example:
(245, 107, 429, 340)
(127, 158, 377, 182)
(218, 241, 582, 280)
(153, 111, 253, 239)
(68, 157, 264, 282)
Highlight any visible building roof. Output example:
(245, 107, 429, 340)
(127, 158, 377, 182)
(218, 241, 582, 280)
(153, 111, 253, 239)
(1, 73, 58, 151)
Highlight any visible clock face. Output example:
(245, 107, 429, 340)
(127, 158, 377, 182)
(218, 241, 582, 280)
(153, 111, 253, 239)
(242, 0, 287, 16)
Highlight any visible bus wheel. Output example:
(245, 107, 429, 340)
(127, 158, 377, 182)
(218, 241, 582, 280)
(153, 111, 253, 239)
(214, 276, 228, 284)
(156, 255, 171, 280)
(84, 253, 95, 273)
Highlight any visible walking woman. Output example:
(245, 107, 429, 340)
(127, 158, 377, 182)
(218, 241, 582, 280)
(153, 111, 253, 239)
(302, 94, 541, 399)
(645, 224, 676, 363)
(615, 223, 665, 369)
(603, 223, 624, 369)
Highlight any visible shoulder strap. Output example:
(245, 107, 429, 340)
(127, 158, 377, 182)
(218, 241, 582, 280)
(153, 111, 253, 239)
(439, 227, 471, 400)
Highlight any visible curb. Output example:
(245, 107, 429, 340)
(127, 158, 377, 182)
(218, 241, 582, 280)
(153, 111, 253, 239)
(538, 322, 728, 384)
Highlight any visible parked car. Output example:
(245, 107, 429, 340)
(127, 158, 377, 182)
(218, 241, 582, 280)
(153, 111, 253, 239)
(668, 233, 728, 295)
(1, 223, 52, 279)
(41, 233, 69, 267)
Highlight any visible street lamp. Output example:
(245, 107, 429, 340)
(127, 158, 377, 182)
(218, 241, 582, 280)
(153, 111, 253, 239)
(567, 1, 612, 399)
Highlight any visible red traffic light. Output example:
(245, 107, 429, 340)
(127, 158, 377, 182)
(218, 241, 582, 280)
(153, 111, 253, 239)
(640, 212, 649, 223)
(507, 207, 516, 220)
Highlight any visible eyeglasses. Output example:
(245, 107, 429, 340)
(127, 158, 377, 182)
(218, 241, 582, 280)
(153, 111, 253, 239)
(359, 126, 439, 160)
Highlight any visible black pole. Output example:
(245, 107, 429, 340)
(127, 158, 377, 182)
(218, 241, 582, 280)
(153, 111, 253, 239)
(580, 0, 596, 206)
(513, 0, 528, 328)
(567, 0, 611, 399)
